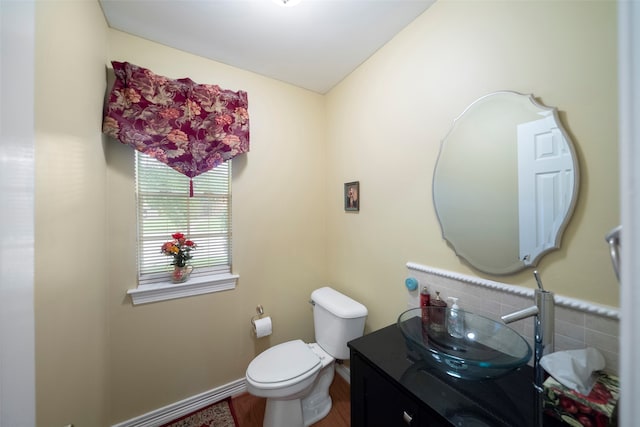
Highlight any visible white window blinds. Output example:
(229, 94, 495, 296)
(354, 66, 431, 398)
(135, 152, 231, 285)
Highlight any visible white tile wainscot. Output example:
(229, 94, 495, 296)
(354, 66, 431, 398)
(127, 273, 238, 305)
(406, 262, 620, 375)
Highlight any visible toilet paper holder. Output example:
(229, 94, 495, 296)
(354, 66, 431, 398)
(250, 305, 265, 328)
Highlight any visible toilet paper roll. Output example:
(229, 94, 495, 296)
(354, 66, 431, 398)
(253, 316, 272, 338)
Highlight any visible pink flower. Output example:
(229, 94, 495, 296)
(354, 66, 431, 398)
(159, 108, 181, 120)
(102, 117, 119, 137)
(222, 134, 241, 149)
(162, 233, 196, 268)
(167, 129, 189, 147)
(124, 88, 141, 103)
(234, 107, 249, 123)
(161, 242, 176, 255)
(215, 114, 233, 127)
(186, 99, 201, 116)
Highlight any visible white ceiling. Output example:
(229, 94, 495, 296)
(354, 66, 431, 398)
(99, 0, 435, 94)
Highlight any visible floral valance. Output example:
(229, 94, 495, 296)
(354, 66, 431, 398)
(102, 61, 249, 194)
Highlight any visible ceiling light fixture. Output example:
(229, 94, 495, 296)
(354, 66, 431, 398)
(272, 0, 302, 7)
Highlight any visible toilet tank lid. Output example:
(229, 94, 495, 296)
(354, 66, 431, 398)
(311, 287, 368, 319)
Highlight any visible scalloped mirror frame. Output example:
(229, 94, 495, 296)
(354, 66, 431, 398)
(433, 91, 579, 275)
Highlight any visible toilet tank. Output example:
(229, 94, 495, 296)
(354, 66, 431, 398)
(311, 287, 368, 360)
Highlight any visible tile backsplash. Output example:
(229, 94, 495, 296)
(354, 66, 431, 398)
(406, 262, 620, 375)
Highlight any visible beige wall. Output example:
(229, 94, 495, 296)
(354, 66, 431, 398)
(105, 31, 326, 423)
(34, 0, 110, 426)
(326, 0, 619, 331)
(32, 0, 618, 424)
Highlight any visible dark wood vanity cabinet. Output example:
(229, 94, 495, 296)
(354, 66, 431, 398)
(351, 351, 449, 426)
(349, 323, 565, 427)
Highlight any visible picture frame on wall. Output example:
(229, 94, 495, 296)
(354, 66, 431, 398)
(344, 181, 359, 212)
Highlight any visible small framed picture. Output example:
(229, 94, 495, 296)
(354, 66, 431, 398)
(344, 181, 359, 212)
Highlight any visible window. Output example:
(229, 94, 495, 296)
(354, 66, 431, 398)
(127, 152, 238, 305)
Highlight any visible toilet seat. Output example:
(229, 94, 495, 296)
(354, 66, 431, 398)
(247, 340, 321, 389)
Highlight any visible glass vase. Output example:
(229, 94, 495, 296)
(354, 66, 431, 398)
(172, 265, 193, 284)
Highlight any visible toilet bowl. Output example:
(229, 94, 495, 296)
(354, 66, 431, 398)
(245, 287, 367, 427)
(246, 340, 334, 427)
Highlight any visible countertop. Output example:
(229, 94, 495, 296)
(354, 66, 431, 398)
(348, 323, 565, 427)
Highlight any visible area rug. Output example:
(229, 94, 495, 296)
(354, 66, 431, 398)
(159, 397, 239, 427)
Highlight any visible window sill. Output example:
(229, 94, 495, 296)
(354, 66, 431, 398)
(127, 273, 238, 305)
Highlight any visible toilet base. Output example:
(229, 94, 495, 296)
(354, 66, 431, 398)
(264, 398, 304, 427)
(301, 362, 335, 426)
(260, 362, 335, 427)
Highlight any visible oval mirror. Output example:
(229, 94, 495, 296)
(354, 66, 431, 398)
(433, 91, 579, 275)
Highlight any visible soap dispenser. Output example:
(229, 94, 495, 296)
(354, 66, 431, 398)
(447, 297, 464, 339)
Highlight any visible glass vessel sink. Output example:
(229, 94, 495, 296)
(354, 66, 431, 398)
(397, 307, 532, 380)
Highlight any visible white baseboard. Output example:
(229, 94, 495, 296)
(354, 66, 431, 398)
(111, 378, 247, 427)
(112, 363, 351, 426)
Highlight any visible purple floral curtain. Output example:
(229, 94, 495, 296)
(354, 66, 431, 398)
(102, 61, 249, 195)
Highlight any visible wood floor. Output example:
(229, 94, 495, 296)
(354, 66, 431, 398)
(232, 373, 350, 427)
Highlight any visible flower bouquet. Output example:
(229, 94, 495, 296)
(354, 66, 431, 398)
(161, 232, 196, 283)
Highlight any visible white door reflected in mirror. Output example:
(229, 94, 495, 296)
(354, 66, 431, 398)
(517, 116, 575, 265)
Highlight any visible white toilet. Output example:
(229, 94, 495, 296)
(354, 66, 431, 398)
(245, 286, 368, 427)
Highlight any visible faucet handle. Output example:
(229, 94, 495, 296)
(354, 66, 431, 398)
(533, 270, 545, 291)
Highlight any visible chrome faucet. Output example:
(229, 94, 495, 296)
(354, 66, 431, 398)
(501, 270, 554, 427)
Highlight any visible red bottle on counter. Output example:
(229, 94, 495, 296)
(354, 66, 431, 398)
(420, 286, 431, 322)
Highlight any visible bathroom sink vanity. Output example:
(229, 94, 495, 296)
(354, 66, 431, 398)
(349, 323, 565, 426)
